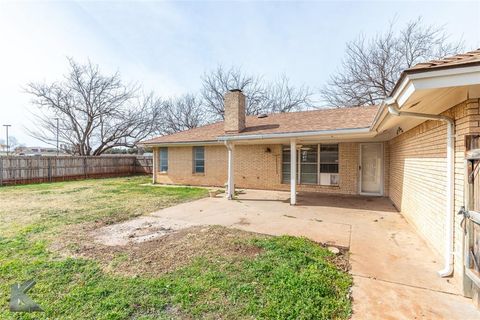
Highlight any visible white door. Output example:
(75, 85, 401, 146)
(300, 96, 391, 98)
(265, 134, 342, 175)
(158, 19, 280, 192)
(360, 143, 383, 195)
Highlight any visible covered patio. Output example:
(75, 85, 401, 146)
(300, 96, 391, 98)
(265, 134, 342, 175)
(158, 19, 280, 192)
(223, 136, 387, 203)
(94, 189, 479, 319)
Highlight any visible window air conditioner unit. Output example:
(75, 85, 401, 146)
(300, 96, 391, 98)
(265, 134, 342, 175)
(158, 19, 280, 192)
(320, 173, 339, 186)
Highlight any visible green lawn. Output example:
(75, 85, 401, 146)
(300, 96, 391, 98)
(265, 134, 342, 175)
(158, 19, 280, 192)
(0, 176, 352, 319)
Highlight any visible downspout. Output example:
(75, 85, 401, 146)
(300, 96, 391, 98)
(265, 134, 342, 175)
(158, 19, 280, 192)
(386, 98, 455, 277)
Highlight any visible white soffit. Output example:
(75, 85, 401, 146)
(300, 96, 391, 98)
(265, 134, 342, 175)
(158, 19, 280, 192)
(396, 65, 480, 109)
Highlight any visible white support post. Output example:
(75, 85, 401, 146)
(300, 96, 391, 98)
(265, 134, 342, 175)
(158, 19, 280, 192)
(152, 147, 157, 184)
(226, 142, 235, 199)
(290, 139, 296, 205)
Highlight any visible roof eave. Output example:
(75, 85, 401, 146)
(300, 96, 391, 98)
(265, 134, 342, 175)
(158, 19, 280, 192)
(217, 127, 373, 141)
(139, 140, 222, 147)
(390, 61, 480, 97)
(374, 63, 480, 134)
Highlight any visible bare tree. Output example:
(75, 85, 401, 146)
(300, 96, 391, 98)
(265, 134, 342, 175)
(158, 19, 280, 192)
(262, 75, 313, 113)
(0, 136, 22, 151)
(201, 66, 313, 119)
(26, 58, 161, 155)
(161, 94, 207, 134)
(321, 17, 464, 107)
(201, 66, 265, 119)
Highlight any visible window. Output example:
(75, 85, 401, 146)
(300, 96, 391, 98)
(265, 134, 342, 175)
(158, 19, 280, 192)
(282, 144, 339, 185)
(300, 145, 318, 184)
(282, 147, 292, 183)
(159, 147, 168, 172)
(193, 146, 205, 173)
(319, 144, 339, 186)
(319, 144, 339, 174)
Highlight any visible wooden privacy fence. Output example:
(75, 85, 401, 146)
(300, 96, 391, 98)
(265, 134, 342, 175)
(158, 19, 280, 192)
(0, 155, 153, 186)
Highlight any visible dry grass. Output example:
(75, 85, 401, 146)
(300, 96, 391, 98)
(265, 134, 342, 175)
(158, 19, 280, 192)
(0, 176, 207, 238)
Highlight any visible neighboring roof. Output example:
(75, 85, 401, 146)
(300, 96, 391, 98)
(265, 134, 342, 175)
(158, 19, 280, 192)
(406, 49, 480, 73)
(142, 105, 379, 145)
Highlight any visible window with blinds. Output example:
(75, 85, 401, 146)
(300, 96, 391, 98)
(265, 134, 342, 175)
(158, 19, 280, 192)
(193, 146, 205, 173)
(159, 147, 168, 172)
(282, 144, 339, 185)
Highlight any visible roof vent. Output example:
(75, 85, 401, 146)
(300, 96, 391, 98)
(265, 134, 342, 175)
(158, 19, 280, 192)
(257, 114, 268, 118)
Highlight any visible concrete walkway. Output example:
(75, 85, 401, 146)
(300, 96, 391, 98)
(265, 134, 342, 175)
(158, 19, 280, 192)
(96, 189, 479, 319)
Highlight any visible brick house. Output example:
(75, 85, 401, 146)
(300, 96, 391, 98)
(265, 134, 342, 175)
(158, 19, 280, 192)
(142, 50, 480, 299)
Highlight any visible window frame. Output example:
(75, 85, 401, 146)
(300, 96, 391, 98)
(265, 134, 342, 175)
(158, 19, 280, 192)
(281, 143, 339, 186)
(193, 146, 205, 174)
(159, 147, 168, 173)
(319, 144, 339, 174)
(299, 145, 318, 185)
(282, 146, 292, 184)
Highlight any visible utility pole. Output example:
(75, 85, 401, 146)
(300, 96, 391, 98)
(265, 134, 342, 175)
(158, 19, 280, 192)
(3, 125, 11, 156)
(55, 117, 59, 156)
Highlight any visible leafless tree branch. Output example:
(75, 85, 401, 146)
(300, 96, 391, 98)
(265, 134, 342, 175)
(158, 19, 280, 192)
(201, 66, 314, 119)
(26, 58, 162, 155)
(320, 17, 464, 108)
(161, 94, 207, 134)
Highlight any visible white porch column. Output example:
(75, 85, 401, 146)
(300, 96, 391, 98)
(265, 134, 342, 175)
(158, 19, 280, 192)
(226, 142, 235, 199)
(152, 147, 157, 184)
(290, 139, 296, 205)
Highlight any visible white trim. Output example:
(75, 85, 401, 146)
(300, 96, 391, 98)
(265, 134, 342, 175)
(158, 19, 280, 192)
(408, 65, 480, 80)
(297, 146, 301, 184)
(414, 71, 480, 91)
(397, 81, 416, 108)
(225, 142, 235, 200)
(143, 141, 221, 147)
(391, 76, 412, 105)
(392, 67, 480, 109)
(359, 143, 384, 196)
(317, 144, 320, 185)
(372, 65, 480, 129)
(218, 127, 372, 141)
(290, 139, 296, 205)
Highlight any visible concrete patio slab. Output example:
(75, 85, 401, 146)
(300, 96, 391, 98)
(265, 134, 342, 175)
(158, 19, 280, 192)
(352, 276, 478, 320)
(93, 188, 480, 319)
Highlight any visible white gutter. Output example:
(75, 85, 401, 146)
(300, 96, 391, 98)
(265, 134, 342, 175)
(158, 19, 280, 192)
(143, 126, 374, 148)
(217, 127, 372, 141)
(141, 141, 222, 147)
(386, 98, 455, 277)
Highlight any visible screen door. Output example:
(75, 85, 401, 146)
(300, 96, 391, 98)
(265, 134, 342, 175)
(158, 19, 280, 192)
(360, 143, 383, 195)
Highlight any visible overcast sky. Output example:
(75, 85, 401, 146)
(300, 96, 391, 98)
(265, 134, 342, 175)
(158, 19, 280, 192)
(0, 1, 479, 147)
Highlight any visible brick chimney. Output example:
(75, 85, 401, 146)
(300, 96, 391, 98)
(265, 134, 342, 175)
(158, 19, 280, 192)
(224, 89, 246, 133)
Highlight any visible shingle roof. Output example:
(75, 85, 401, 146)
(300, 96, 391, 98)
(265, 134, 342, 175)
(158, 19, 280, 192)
(142, 105, 379, 144)
(406, 48, 480, 73)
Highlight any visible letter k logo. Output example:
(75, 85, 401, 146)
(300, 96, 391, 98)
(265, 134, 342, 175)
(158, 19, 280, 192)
(9, 279, 43, 312)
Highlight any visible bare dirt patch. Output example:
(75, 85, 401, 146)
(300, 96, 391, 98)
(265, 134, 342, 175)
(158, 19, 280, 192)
(326, 246, 350, 272)
(93, 216, 197, 246)
(52, 224, 267, 277)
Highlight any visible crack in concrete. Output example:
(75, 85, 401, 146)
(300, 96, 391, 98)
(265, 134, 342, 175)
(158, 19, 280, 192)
(351, 273, 462, 297)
